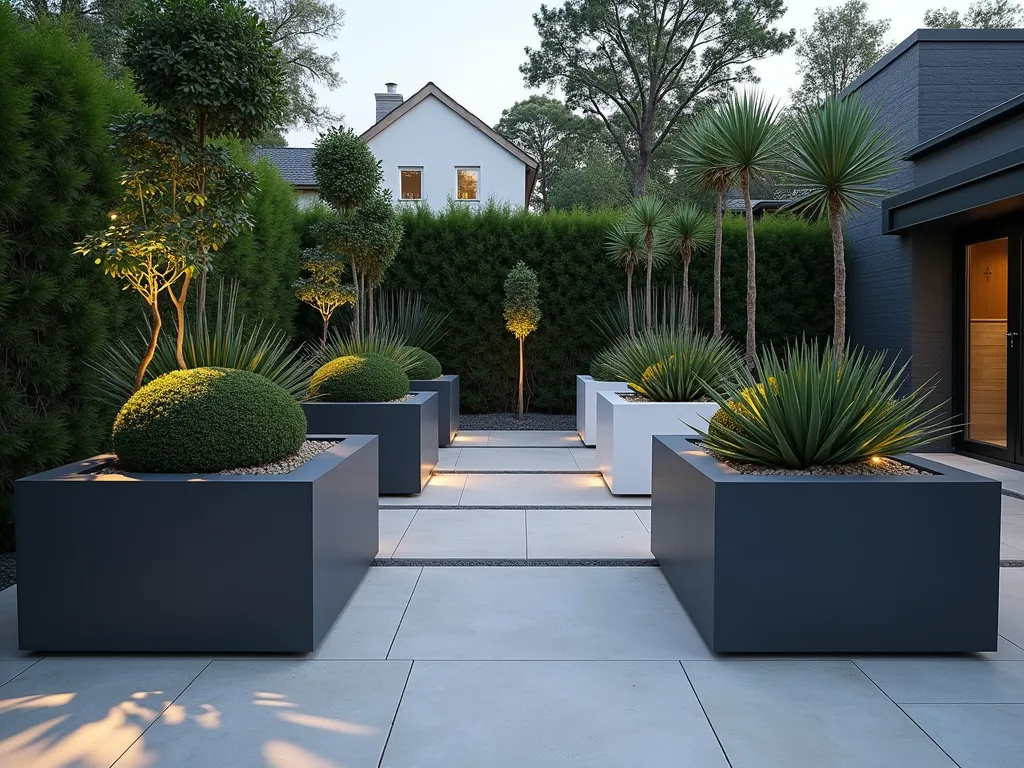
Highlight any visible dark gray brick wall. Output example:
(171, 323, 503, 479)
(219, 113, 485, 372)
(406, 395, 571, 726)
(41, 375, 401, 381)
(914, 118, 1024, 185)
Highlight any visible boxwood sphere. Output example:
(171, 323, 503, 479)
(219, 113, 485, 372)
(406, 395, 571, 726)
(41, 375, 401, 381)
(309, 353, 410, 402)
(404, 346, 442, 380)
(113, 367, 307, 473)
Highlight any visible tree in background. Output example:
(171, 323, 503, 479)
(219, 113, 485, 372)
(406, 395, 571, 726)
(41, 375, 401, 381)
(522, 0, 793, 195)
(604, 222, 646, 338)
(548, 144, 631, 211)
(710, 92, 784, 368)
(628, 195, 670, 332)
(294, 244, 356, 343)
(789, 1, 891, 113)
(254, 0, 346, 131)
(503, 261, 541, 418)
(495, 95, 581, 210)
(662, 204, 715, 320)
(924, 0, 1022, 27)
(786, 95, 896, 355)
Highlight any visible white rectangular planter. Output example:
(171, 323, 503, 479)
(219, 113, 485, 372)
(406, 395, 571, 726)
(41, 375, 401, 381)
(576, 375, 630, 447)
(596, 391, 719, 495)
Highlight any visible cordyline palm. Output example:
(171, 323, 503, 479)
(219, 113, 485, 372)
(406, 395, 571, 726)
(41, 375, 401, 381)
(786, 95, 897, 357)
(605, 221, 646, 339)
(677, 114, 735, 337)
(662, 203, 714, 322)
(710, 91, 784, 368)
(627, 194, 669, 333)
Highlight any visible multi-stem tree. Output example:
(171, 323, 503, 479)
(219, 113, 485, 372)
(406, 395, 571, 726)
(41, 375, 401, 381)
(293, 244, 356, 344)
(662, 203, 715, 320)
(503, 261, 541, 419)
(627, 195, 670, 333)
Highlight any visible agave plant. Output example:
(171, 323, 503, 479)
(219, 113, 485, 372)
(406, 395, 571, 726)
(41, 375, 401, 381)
(319, 323, 422, 375)
(92, 282, 317, 405)
(594, 328, 742, 403)
(697, 338, 958, 469)
(372, 290, 450, 351)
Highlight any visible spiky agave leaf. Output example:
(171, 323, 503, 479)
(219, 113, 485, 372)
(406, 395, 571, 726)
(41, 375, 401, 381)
(372, 290, 450, 352)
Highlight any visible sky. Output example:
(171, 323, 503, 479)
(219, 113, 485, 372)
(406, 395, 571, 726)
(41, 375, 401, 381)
(284, 0, 959, 147)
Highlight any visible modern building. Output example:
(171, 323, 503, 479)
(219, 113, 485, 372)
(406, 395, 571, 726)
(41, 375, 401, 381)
(255, 82, 538, 211)
(844, 29, 1024, 464)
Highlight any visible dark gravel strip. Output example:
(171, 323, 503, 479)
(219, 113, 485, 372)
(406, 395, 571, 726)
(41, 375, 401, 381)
(459, 413, 575, 431)
(373, 558, 658, 567)
(0, 553, 15, 591)
(1003, 560, 1024, 567)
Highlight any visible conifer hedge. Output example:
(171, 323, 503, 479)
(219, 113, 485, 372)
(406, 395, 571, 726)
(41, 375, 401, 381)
(384, 205, 834, 413)
(0, 12, 142, 549)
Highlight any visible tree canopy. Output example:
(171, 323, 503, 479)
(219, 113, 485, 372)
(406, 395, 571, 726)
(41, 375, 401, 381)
(924, 0, 1023, 27)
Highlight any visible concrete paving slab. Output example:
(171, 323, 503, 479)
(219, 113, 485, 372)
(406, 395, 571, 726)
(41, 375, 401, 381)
(526, 509, 652, 559)
(0, 657, 210, 768)
(853, 659, 1024, 703)
(378, 473, 466, 507)
(394, 509, 526, 559)
(378, 509, 416, 558)
(0, 659, 35, 687)
(454, 447, 580, 472)
(312, 568, 421, 660)
(0, 586, 31, 659)
(388, 567, 712, 660)
(636, 508, 651, 531)
(1002, 569, 1024, 651)
(1002, 495, 1024, 516)
(684, 659, 958, 768)
(1002, 543, 1024, 560)
(113, 659, 411, 768)
(487, 431, 583, 448)
(1002, 519, 1024, 551)
(902, 703, 1024, 768)
(451, 431, 489, 447)
(434, 447, 461, 471)
(921, 453, 1024, 497)
(570, 448, 597, 471)
(380, 661, 729, 768)
(459, 473, 650, 508)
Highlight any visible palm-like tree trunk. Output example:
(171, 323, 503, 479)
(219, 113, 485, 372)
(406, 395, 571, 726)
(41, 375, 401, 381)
(626, 269, 635, 340)
(742, 169, 756, 369)
(682, 245, 692, 323)
(829, 195, 846, 362)
(713, 187, 724, 338)
(368, 284, 375, 341)
(644, 232, 653, 333)
(518, 337, 525, 418)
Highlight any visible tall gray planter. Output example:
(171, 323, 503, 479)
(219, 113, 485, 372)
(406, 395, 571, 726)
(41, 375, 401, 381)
(15, 436, 379, 653)
(409, 375, 459, 447)
(303, 391, 438, 494)
(651, 436, 1001, 654)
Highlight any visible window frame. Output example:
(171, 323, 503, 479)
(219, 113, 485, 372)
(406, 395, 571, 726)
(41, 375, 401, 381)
(398, 166, 424, 201)
(455, 166, 481, 202)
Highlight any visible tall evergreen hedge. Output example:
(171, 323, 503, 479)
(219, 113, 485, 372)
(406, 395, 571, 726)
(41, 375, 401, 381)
(0, 12, 142, 549)
(385, 205, 833, 413)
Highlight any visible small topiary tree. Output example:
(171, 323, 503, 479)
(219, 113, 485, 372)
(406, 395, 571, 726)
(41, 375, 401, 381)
(404, 347, 442, 380)
(503, 261, 541, 418)
(309, 353, 410, 402)
(294, 241, 357, 344)
(112, 367, 306, 473)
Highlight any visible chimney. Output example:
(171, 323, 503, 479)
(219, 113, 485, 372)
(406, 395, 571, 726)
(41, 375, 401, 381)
(375, 82, 403, 122)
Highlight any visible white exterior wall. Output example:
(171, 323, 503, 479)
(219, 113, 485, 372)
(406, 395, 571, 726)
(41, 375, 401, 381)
(366, 95, 527, 211)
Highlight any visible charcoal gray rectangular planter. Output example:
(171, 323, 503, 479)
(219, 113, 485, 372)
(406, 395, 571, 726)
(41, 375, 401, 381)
(409, 375, 459, 447)
(303, 391, 438, 494)
(651, 436, 1001, 654)
(15, 436, 379, 653)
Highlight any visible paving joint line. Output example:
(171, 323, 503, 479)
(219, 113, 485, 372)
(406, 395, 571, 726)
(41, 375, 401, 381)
(377, 660, 415, 768)
(373, 557, 658, 567)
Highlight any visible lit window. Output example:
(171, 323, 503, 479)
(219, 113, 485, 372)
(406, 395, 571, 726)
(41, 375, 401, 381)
(400, 168, 422, 200)
(456, 168, 479, 200)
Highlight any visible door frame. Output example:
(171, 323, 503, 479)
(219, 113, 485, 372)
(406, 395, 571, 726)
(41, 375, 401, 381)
(952, 217, 1022, 464)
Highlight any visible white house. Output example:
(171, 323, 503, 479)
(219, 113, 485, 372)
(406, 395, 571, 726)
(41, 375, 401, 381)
(253, 82, 538, 211)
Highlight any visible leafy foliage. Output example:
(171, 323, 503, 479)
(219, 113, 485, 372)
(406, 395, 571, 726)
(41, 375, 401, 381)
(113, 367, 306, 473)
(696, 339, 958, 468)
(319, 325, 422, 375)
(309, 354, 410, 402)
(594, 329, 742, 402)
(0, 10, 140, 549)
(374, 291, 450, 352)
(503, 261, 541, 340)
(924, 0, 1022, 28)
(312, 126, 382, 213)
(404, 347, 443, 380)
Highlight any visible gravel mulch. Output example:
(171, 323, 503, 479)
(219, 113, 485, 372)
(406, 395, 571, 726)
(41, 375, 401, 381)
(97, 440, 340, 476)
(460, 413, 575, 431)
(705, 449, 933, 477)
(0, 553, 15, 591)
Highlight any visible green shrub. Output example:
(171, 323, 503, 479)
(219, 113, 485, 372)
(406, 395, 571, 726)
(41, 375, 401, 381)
(697, 339, 956, 468)
(589, 358, 617, 381)
(113, 368, 306, 473)
(309, 354, 410, 402)
(380, 204, 832, 413)
(0, 11, 144, 549)
(404, 347, 442, 380)
(319, 326, 422, 375)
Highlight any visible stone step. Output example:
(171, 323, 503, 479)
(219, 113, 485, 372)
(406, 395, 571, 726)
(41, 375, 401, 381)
(436, 447, 596, 473)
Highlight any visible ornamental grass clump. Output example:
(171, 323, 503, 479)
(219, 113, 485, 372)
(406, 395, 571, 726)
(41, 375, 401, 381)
(697, 339, 958, 469)
(593, 329, 742, 402)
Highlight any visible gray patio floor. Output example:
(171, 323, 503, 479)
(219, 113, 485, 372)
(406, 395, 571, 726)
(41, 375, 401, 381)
(3, 434, 1024, 766)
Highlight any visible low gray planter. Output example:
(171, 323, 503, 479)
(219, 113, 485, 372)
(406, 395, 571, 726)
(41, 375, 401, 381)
(409, 375, 459, 447)
(651, 436, 1001, 654)
(303, 391, 438, 494)
(15, 436, 379, 653)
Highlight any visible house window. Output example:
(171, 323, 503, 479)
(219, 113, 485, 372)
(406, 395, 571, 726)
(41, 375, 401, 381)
(456, 167, 479, 200)
(400, 168, 422, 200)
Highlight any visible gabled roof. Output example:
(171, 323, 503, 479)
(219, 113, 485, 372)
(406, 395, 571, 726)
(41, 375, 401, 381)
(250, 147, 316, 187)
(361, 82, 539, 170)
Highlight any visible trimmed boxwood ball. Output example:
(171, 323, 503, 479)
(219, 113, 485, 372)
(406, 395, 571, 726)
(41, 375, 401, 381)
(404, 346, 442, 380)
(309, 353, 410, 402)
(113, 368, 307, 473)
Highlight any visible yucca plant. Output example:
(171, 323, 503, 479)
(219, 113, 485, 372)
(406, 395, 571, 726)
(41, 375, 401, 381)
(785, 95, 897, 355)
(626, 195, 670, 333)
(92, 282, 316, 405)
(318, 323, 422, 374)
(591, 284, 692, 347)
(697, 338, 958, 469)
(372, 289, 451, 351)
(594, 328, 742, 403)
(604, 222, 645, 339)
(662, 203, 714, 320)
